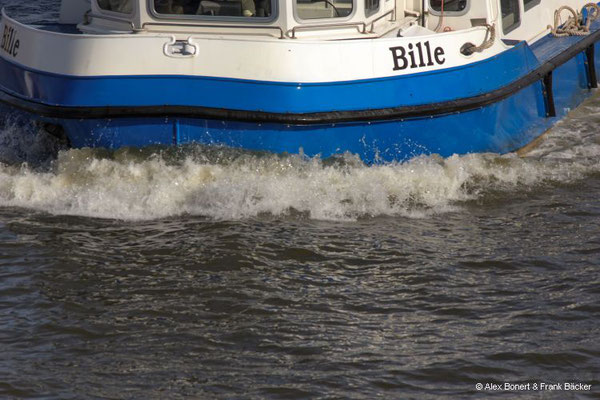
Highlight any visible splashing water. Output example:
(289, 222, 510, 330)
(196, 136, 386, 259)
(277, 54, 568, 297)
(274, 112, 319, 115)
(1, 98, 600, 221)
(0, 117, 67, 167)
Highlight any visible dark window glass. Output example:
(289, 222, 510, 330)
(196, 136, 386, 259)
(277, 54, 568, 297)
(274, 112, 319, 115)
(524, 0, 540, 12)
(430, 0, 467, 13)
(154, 0, 273, 18)
(500, 0, 520, 33)
(365, 0, 379, 17)
(295, 0, 353, 20)
(98, 0, 133, 13)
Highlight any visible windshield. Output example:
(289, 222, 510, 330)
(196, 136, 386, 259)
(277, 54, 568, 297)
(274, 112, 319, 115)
(98, 0, 133, 13)
(295, 0, 353, 20)
(429, 0, 467, 13)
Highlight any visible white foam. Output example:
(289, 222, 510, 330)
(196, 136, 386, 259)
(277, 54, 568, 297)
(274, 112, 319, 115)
(1, 98, 600, 221)
(0, 142, 598, 221)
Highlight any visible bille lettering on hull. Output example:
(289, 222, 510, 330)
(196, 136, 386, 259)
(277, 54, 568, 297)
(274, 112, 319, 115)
(1, 24, 20, 57)
(389, 41, 445, 71)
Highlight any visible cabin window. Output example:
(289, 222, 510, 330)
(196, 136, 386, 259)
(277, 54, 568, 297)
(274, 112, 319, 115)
(153, 0, 275, 18)
(295, 0, 354, 20)
(524, 0, 540, 12)
(365, 0, 379, 17)
(429, 0, 468, 13)
(500, 0, 520, 33)
(97, 0, 133, 13)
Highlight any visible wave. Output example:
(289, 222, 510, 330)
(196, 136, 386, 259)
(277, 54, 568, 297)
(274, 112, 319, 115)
(1, 100, 600, 221)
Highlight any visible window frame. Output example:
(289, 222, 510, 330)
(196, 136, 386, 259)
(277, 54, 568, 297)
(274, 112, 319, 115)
(500, 0, 521, 34)
(523, 0, 540, 12)
(293, 0, 357, 24)
(427, 0, 470, 17)
(148, 0, 279, 24)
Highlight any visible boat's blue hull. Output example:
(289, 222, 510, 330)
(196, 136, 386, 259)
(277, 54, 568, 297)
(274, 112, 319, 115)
(31, 81, 554, 159)
(0, 31, 598, 163)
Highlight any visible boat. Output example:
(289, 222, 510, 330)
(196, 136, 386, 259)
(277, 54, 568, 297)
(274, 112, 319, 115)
(1, 0, 600, 163)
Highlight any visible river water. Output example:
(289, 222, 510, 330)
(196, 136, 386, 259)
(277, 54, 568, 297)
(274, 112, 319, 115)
(1, 2, 600, 399)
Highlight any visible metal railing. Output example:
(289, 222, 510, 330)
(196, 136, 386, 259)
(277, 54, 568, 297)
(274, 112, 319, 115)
(290, 21, 367, 38)
(141, 21, 285, 38)
(289, 7, 395, 38)
(368, 8, 395, 33)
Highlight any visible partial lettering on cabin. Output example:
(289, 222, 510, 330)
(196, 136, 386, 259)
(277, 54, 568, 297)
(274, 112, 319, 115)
(389, 41, 445, 71)
(1, 24, 20, 58)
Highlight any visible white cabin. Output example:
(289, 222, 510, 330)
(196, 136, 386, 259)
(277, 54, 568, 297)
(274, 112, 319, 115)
(59, 0, 581, 42)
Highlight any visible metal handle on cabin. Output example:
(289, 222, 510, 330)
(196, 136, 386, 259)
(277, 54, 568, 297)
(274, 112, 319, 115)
(164, 40, 198, 58)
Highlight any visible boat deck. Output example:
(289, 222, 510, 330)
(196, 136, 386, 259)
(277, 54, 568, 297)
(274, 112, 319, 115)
(530, 19, 600, 65)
